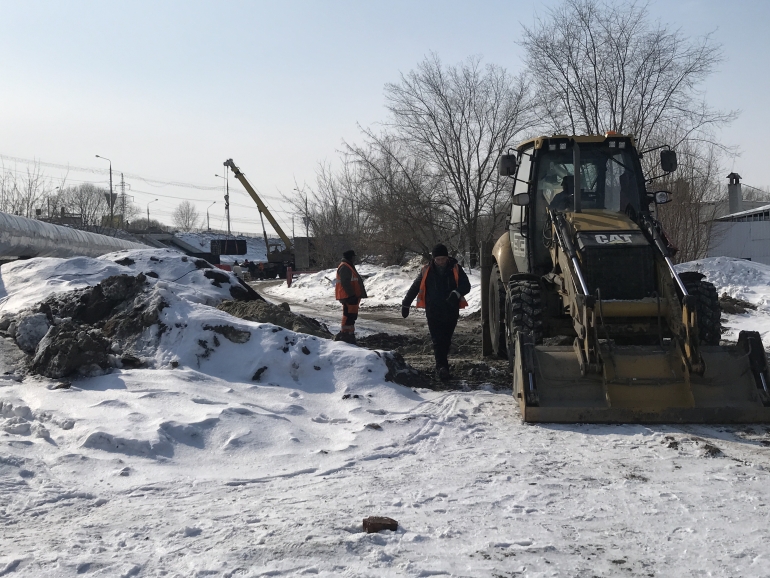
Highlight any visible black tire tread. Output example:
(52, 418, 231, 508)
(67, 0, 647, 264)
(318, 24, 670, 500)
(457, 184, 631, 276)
(509, 281, 544, 342)
(489, 265, 508, 358)
(684, 279, 721, 346)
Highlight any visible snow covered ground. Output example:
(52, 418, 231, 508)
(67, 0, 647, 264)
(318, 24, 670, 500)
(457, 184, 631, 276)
(2, 253, 770, 576)
(265, 263, 482, 316)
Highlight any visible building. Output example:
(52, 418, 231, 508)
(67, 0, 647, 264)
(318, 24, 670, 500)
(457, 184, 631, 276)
(707, 174, 770, 264)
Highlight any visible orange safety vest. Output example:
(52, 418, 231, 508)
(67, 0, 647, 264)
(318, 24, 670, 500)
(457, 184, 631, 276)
(416, 264, 468, 309)
(335, 262, 363, 300)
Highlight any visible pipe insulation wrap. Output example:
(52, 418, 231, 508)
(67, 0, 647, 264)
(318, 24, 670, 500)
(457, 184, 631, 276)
(0, 211, 147, 258)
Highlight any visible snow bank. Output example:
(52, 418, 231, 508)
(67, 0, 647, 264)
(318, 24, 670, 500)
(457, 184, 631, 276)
(265, 263, 482, 315)
(0, 247, 424, 478)
(0, 248, 243, 318)
(677, 256, 770, 342)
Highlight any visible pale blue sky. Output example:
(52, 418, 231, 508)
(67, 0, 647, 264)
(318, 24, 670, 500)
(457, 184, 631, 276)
(0, 0, 767, 234)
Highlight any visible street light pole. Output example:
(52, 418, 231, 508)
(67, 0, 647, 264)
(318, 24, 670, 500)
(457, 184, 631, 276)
(214, 174, 231, 236)
(95, 155, 114, 228)
(147, 198, 158, 230)
(206, 201, 216, 231)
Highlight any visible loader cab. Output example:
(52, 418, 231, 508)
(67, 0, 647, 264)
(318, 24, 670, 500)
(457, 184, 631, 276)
(509, 136, 646, 276)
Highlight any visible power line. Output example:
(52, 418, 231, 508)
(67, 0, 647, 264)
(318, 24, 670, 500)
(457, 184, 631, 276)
(1, 152, 297, 233)
(1, 152, 219, 191)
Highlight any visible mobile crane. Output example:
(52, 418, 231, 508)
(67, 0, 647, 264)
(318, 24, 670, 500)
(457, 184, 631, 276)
(224, 159, 295, 278)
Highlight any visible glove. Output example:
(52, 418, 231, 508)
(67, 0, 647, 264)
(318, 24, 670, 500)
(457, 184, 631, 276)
(401, 305, 410, 318)
(446, 290, 461, 305)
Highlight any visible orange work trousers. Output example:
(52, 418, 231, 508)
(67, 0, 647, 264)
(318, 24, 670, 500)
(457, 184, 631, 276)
(340, 299, 360, 333)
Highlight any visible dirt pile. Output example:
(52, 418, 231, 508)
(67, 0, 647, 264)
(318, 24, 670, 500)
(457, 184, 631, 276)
(25, 273, 165, 378)
(217, 300, 332, 339)
(1, 270, 263, 379)
(719, 294, 757, 315)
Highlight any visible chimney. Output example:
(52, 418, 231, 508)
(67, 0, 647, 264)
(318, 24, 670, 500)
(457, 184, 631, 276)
(728, 172, 742, 214)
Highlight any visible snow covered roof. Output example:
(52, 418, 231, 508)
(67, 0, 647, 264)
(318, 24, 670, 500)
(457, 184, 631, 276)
(716, 203, 770, 221)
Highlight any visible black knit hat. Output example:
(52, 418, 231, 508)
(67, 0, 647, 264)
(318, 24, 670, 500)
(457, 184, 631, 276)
(343, 249, 356, 260)
(431, 244, 448, 258)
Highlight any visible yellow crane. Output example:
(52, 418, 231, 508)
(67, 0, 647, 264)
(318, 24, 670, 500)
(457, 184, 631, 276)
(224, 159, 294, 278)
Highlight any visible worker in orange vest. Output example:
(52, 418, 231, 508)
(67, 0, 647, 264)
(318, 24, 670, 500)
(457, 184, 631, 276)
(401, 244, 470, 381)
(334, 249, 368, 344)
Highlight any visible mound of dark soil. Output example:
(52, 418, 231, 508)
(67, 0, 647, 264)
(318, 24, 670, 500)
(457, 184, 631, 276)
(30, 273, 166, 378)
(719, 294, 757, 315)
(217, 300, 332, 339)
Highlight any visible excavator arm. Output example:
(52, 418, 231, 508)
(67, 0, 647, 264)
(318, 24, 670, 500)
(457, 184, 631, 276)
(223, 159, 293, 252)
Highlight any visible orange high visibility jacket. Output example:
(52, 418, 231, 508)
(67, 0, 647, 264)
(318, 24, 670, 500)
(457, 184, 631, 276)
(335, 261, 364, 300)
(416, 264, 468, 309)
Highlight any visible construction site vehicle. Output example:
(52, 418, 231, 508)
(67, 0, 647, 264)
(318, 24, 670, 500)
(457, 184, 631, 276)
(483, 134, 770, 423)
(224, 159, 295, 278)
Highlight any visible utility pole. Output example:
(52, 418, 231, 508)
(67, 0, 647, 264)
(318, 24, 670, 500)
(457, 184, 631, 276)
(225, 170, 231, 236)
(120, 173, 126, 228)
(147, 198, 158, 229)
(206, 201, 216, 231)
(215, 172, 231, 236)
(95, 155, 114, 228)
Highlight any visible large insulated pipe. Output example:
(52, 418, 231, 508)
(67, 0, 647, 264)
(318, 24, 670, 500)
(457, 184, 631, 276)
(0, 211, 147, 259)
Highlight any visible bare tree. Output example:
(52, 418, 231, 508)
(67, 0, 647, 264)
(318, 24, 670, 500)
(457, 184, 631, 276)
(345, 133, 452, 262)
(59, 183, 110, 229)
(0, 162, 54, 218)
(521, 0, 734, 151)
(383, 54, 531, 265)
(173, 200, 201, 232)
(656, 139, 726, 262)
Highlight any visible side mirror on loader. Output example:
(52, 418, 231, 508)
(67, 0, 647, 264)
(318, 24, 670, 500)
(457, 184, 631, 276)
(647, 190, 673, 204)
(654, 191, 673, 204)
(512, 193, 530, 206)
(660, 149, 677, 173)
(499, 154, 517, 177)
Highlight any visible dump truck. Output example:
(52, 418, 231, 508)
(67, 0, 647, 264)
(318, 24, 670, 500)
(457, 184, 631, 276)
(483, 133, 770, 423)
(224, 159, 295, 278)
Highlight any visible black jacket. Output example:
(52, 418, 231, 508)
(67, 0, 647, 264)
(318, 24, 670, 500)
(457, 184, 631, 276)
(402, 257, 471, 317)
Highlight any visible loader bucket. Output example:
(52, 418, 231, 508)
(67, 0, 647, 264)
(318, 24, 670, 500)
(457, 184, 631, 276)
(512, 331, 770, 423)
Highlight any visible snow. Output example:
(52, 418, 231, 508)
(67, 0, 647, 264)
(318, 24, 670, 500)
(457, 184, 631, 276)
(0, 248, 243, 320)
(677, 256, 770, 343)
(265, 263, 482, 316)
(3, 252, 770, 575)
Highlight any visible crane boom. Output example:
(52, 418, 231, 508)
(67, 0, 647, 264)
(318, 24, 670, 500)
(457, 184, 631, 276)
(223, 159, 293, 251)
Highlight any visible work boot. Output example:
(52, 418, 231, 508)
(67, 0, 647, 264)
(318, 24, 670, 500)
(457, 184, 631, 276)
(437, 366, 450, 381)
(334, 332, 356, 345)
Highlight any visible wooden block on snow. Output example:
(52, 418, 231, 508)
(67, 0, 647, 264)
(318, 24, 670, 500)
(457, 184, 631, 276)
(363, 516, 398, 533)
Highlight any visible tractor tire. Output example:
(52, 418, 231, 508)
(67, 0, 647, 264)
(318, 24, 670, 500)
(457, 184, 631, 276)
(505, 280, 544, 372)
(684, 279, 721, 346)
(489, 263, 508, 358)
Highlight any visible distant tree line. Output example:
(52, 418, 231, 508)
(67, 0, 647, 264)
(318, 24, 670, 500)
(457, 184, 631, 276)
(294, 0, 743, 266)
(0, 162, 203, 235)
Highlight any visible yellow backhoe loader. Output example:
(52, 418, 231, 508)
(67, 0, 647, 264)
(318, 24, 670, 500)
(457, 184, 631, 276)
(484, 134, 770, 423)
